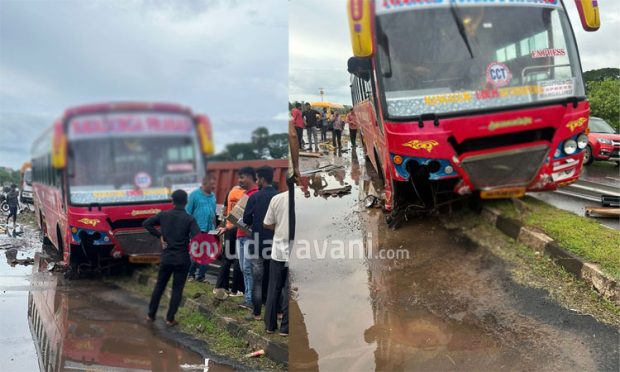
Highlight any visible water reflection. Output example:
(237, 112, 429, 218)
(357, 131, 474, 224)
(27, 253, 224, 372)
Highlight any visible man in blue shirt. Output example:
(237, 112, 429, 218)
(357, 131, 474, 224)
(243, 166, 278, 320)
(186, 175, 217, 282)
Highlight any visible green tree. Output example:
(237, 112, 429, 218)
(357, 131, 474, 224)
(587, 79, 620, 132)
(267, 133, 289, 159)
(251, 127, 270, 152)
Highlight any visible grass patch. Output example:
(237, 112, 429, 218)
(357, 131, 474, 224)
(483, 197, 620, 281)
(521, 196, 620, 280)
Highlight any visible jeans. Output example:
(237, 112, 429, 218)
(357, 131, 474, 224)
(148, 261, 190, 322)
(295, 127, 304, 149)
(215, 227, 244, 293)
(188, 260, 207, 281)
(332, 129, 342, 150)
(238, 236, 253, 305)
(306, 126, 318, 150)
(320, 124, 327, 141)
(350, 128, 358, 147)
(7, 205, 17, 225)
(265, 260, 289, 333)
(249, 256, 271, 316)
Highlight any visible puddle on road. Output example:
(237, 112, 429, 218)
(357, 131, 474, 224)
(290, 148, 613, 371)
(1, 222, 234, 372)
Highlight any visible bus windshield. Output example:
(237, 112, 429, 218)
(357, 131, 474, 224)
(67, 112, 203, 205)
(375, 5, 584, 119)
(24, 169, 32, 186)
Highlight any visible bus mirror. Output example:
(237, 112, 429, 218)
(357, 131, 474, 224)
(51, 123, 67, 169)
(347, 0, 373, 57)
(574, 0, 600, 31)
(347, 57, 372, 81)
(196, 115, 215, 156)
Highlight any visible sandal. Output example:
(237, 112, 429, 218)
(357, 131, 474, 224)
(165, 320, 179, 327)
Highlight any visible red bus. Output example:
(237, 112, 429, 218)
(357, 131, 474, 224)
(31, 102, 214, 274)
(346, 0, 601, 225)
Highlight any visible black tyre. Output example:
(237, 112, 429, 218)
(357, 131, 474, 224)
(583, 145, 594, 165)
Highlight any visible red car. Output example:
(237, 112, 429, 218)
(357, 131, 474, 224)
(584, 117, 620, 166)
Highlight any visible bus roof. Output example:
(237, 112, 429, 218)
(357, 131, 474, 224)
(310, 101, 345, 109)
(62, 102, 193, 119)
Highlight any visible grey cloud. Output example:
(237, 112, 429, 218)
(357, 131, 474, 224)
(0, 0, 288, 168)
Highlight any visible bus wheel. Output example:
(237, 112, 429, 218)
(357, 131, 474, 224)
(40, 215, 52, 245)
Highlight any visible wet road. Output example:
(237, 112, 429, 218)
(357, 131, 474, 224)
(289, 148, 619, 371)
(0, 223, 233, 371)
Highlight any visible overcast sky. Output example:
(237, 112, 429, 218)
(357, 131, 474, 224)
(289, 0, 620, 105)
(0, 0, 288, 169)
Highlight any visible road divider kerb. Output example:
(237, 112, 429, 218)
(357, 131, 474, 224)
(481, 206, 619, 306)
(130, 270, 288, 366)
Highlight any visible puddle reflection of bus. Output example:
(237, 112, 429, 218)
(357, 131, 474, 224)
(28, 254, 200, 371)
(30, 103, 214, 275)
(346, 0, 602, 226)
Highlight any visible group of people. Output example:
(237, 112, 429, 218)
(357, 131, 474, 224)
(144, 166, 290, 336)
(291, 102, 359, 153)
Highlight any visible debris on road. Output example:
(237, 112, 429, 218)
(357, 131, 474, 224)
(245, 349, 265, 358)
(319, 185, 352, 197)
(301, 164, 345, 176)
(585, 206, 620, 218)
(299, 151, 321, 158)
(4, 248, 34, 266)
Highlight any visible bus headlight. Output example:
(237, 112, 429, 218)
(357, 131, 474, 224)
(563, 139, 577, 155)
(576, 134, 588, 149)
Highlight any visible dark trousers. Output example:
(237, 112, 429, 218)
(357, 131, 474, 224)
(265, 260, 289, 333)
(148, 261, 190, 322)
(7, 205, 17, 224)
(350, 129, 358, 147)
(188, 260, 207, 280)
(251, 257, 271, 316)
(215, 228, 244, 293)
(295, 127, 304, 149)
(320, 125, 327, 141)
(332, 129, 342, 149)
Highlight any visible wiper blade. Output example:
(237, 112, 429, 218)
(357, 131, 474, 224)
(450, 3, 474, 59)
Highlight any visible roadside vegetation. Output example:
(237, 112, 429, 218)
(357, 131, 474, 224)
(486, 196, 620, 281)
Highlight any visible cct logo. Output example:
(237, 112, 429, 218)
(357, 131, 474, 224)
(486, 62, 512, 87)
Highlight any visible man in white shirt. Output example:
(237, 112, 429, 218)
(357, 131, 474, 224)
(263, 190, 290, 336)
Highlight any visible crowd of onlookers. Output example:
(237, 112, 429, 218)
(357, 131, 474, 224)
(144, 166, 290, 336)
(291, 102, 359, 154)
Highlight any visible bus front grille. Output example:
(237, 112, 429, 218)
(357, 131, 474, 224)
(114, 231, 162, 256)
(461, 144, 549, 190)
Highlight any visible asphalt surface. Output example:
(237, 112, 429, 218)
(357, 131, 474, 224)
(0, 220, 234, 372)
(530, 161, 620, 230)
(289, 147, 619, 371)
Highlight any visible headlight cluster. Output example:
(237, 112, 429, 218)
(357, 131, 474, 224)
(563, 139, 577, 155)
(598, 138, 613, 145)
(561, 133, 588, 156)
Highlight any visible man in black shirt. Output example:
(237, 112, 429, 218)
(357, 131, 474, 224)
(144, 189, 200, 326)
(243, 166, 278, 320)
(303, 103, 320, 152)
(5, 184, 19, 227)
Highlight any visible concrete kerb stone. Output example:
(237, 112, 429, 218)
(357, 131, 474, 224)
(518, 226, 553, 253)
(481, 205, 620, 307)
(132, 270, 288, 365)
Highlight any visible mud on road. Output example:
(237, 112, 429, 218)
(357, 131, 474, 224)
(289, 147, 619, 371)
